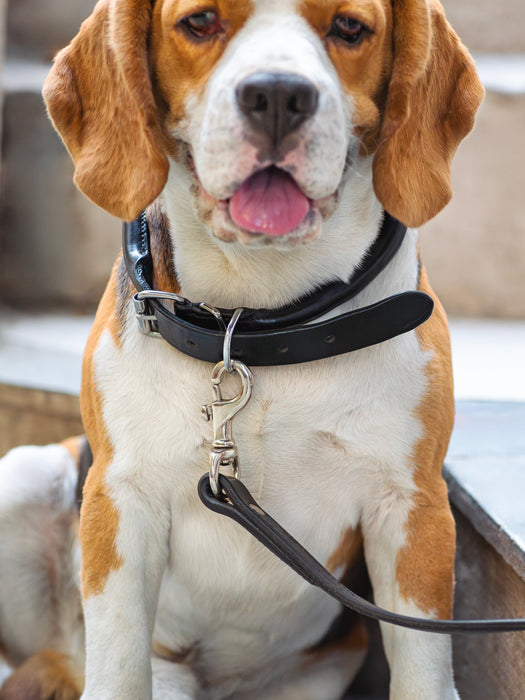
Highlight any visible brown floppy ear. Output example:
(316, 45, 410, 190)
(43, 0, 169, 222)
(372, 0, 484, 227)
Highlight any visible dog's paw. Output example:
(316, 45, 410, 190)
(0, 651, 81, 700)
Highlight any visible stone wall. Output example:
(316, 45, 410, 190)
(0, 1, 524, 317)
(421, 92, 525, 318)
(0, 384, 83, 455)
(0, 0, 6, 145)
(0, 0, 121, 310)
(7, 0, 95, 61)
(421, 0, 525, 318)
(443, 0, 525, 54)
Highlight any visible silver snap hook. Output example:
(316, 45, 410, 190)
(201, 359, 254, 496)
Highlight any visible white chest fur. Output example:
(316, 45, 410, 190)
(91, 222, 430, 692)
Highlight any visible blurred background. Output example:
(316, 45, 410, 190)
(0, 3, 524, 698)
(0, 0, 524, 448)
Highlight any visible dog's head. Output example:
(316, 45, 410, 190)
(43, 0, 483, 246)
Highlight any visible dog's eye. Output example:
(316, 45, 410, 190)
(329, 16, 369, 46)
(180, 11, 222, 39)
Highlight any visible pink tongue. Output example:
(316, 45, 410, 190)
(229, 167, 310, 236)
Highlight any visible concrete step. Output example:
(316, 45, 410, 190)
(1, 310, 524, 698)
(445, 402, 525, 700)
(0, 307, 88, 454)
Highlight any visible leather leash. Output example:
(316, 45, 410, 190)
(199, 474, 525, 635)
(124, 210, 525, 634)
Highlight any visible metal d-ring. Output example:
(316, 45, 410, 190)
(201, 307, 252, 496)
(223, 308, 244, 372)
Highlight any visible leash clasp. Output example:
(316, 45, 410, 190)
(202, 360, 254, 496)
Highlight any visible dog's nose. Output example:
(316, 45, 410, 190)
(236, 72, 319, 146)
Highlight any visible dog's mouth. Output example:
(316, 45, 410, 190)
(227, 166, 311, 237)
(186, 153, 337, 246)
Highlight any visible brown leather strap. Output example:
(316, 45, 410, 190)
(199, 474, 525, 634)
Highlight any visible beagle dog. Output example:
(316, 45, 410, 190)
(0, 1, 483, 699)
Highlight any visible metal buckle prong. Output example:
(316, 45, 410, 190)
(133, 290, 187, 337)
(134, 289, 186, 305)
(199, 302, 226, 331)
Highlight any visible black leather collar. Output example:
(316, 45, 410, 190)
(123, 211, 433, 365)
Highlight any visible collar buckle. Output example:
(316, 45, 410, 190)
(133, 290, 187, 337)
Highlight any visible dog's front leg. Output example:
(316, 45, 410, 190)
(363, 497, 459, 700)
(79, 472, 170, 700)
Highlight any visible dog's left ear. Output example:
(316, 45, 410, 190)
(373, 0, 484, 228)
(43, 0, 169, 222)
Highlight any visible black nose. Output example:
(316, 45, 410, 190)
(236, 72, 319, 147)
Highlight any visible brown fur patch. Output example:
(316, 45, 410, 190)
(79, 268, 124, 599)
(116, 252, 135, 334)
(0, 651, 81, 700)
(151, 1, 253, 130)
(61, 435, 93, 510)
(326, 527, 363, 575)
(147, 203, 181, 294)
(395, 266, 456, 618)
(152, 639, 197, 665)
(304, 619, 368, 667)
(300, 0, 393, 150)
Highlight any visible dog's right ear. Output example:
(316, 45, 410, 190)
(43, 0, 169, 222)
